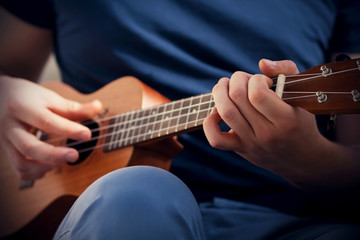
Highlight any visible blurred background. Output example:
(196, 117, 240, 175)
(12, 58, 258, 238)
(40, 54, 61, 83)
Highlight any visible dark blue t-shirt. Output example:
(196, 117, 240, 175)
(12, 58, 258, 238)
(2, 0, 360, 216)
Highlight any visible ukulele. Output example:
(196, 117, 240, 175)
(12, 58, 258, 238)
(0, 58, 359, 238)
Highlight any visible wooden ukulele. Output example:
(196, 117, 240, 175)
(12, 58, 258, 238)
(0, 58, 359, 239)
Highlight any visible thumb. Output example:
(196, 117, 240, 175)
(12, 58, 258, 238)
(259, 59, 300, 78)
(49, 97, 103, 121)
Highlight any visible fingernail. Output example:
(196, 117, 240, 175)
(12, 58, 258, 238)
(65, 151, 78, 162)
(263, 59, 276, 67)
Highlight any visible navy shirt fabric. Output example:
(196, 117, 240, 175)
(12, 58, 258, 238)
(2, 0, 360, 217)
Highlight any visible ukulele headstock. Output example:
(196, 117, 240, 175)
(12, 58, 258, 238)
(279, 58, 360, 114)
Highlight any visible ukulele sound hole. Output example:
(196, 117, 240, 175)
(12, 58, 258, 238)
(67, 120, 100, 165)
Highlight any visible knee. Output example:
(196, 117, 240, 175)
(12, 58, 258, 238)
(90, 165, 192, 206)
(56, 166, 204, 239)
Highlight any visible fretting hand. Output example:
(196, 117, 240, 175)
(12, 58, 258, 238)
(203, 59, 359, 191)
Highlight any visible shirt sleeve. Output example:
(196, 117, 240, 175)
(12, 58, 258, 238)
(0, 0, 55, 29)
(330, 0, 360, 53)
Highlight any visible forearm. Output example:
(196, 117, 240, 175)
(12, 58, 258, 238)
(285, 136, 360, 215)
(288, 139, 360, 191)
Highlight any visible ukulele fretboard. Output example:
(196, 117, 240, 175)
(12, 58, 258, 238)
(104, 93, 214, 152)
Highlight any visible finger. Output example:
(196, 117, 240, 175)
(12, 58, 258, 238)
(49, 96, 103, 121)
(8, 120, 79, 165)
(212, 76, 254, 138)
(228, 72, 271, 129)
(15, 105, 92, 142)
(203, 108, 241, 151)
(259, 59, 299, 78)
(248, 74, 295, 124)
(4, 143, 53, 180)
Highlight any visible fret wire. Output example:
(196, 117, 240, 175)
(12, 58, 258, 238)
(157, 105, 167, 137)
(133, 110, 143, 143)
(194, 94, 203, 126)
(140, 109, 149, 141)
(115, 114, 126, 148)
(184, 96, 194, 130)
(175, 98, 184, 132)
(145, 108, 157, 140)
(163, 103, 174, 135)
(116, 112, 126, 148)
(129, 111, 140, 145)
(144, 108, 155, 141)
(113, 113, 126, 149)
(122, 111, 134, 147)
(150, 105, 161, 139)
(165, 101, 176, 135)
(177, 99, 189, 132)
(208, 94, 214, 115)
(109, 115, 121, 150)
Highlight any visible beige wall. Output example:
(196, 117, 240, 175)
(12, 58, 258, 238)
(39, 54, 61, 83)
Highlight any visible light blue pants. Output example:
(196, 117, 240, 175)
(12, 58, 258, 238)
(54, 166, 360, 240)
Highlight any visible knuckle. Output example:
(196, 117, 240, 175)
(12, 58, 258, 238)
(248, 74, 269, 105)
(21, 142, 38, 159)
(220, 106, 238, 123)
(37, 115, 53, 130)
(7, 99, 20, 112)
(249, 87, 266, 105)
(281, 120, 298, 134)
(259, 128, 277, 145)
(212, 80, 223, 93)
(231, 71, 245, 79)
(208, 137, 222, 149)
(229, 87, 244, 103)
(67, 100, 81, 112)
